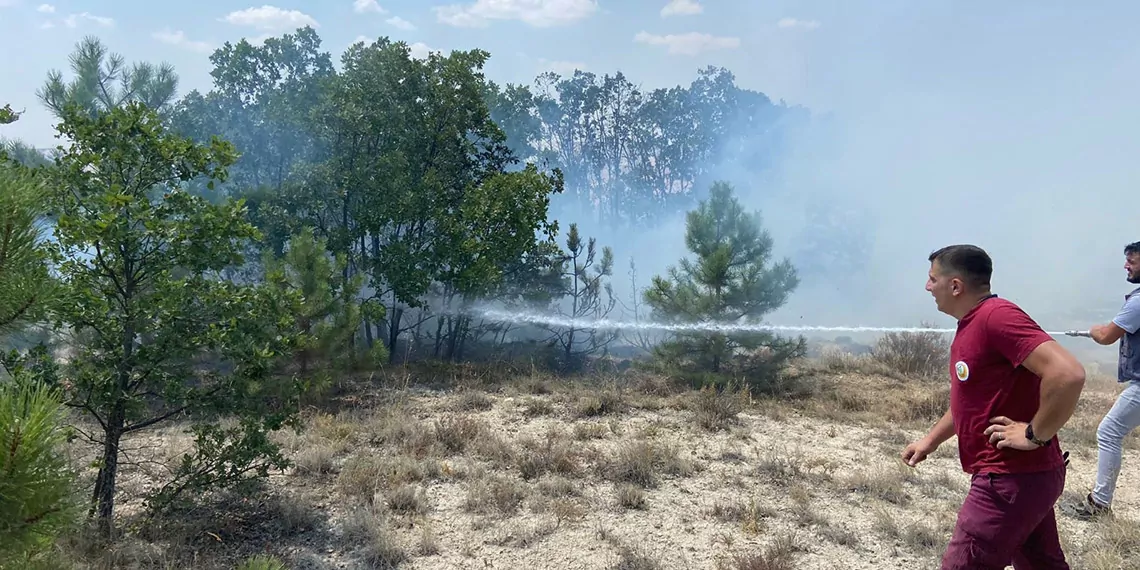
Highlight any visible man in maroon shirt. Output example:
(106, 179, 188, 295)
(902, 244, 1086, 570)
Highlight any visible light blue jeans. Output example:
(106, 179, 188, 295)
(1093, 380, 1140, 506)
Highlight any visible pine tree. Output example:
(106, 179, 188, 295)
(644, 181, 805, 389)
(0, 125, 78, 565)
(546, 223, 617, 371)
(0, 163, 55, 338)
(0, 378, 80, 566)
(264, 227, 371, 377)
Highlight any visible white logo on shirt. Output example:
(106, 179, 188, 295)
(955, 361, 970, 382)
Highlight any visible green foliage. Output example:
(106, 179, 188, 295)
(545, 223, 617, 370)
(519, 66, 801, 228)
(0, 141, 52, 170)
(260, 37, 566, 358)
(0, 161, 56, 339)
(38, 36, 178, 119)
(265, 227, 366, 376)
(0, 114, 76, 566)
(46, 101, 302, 534)
(234, 554, 288, 570)
(172, 26, 334, 199)
(320, 40, 518, 307)
(167, 27, 804, 369)
(484, 82, 542, 165)
(0, 104, 19, 125)
(0, 378, 81, 566)
(644, 181, 805, 389)
(437, 164, 562, 299)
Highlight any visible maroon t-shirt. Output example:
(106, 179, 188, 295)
(949, 295, 1065, 475)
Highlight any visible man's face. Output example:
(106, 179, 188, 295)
(926, 260, 958, 314)
(1126, 252, 1140, 284)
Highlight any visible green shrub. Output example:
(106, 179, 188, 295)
(0, 378, 80, 566)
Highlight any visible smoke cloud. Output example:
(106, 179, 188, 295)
(549, 2, 1140, 368)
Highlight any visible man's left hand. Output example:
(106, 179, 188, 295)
(984, 416, 1041, 451)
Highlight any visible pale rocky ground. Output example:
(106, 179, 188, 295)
(64, 354, 1140, 570)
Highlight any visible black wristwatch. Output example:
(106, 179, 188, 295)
(1026, 423, 1053, 447)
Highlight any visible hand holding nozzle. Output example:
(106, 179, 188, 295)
(1064, 330, 1092, 338)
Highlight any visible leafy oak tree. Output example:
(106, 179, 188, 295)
(431, 164, 563, 360)
(46, 102, 302, 536)
(644, 181, 805, 390)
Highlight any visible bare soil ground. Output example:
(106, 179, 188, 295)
(59, 354, 1140, 570)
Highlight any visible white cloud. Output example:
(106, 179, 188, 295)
(353, 0, 386, 14)
(660, 0, 701, 17)
(36, 3, 54, 13)
(221, 6, 319, 31)
(152, 29, 213, 53)
(408, 42, 432, 59)
(435, 0, 597, 28)
(633, 31, 739, 55)
(538, 58, 586, 75)
(386, 16, 415, 30)
(64, 12, 114, 28)
(777, 17, 820, 30)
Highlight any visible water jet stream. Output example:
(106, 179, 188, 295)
(471, 308, 1071, 336)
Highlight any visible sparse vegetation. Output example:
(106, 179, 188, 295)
(872, 327, 951, 378)
(717, 532, 806, 570)
(234, 555, 288, 570)
(2, 354, 1134, 569)
(691, 383, 747, 431)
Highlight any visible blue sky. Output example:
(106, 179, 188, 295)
(0, 0, 839, 148)
(1, 1, 1134, 149)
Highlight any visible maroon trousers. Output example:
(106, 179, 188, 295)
(941, 465, 1069, 570)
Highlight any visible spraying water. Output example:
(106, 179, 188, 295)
(471, 308, 1075, 337)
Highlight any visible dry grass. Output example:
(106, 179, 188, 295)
(871, 328, 950, 378)
(46, 354, 1140, 570)
(715, 532, 807, 570)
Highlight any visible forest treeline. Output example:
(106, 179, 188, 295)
(6, 27, 831, 369)
(0, 28, 826, 563)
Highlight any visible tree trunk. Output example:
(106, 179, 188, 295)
(387, 306, 403, 364)
(361, 233, 373, 349)
(447, 315, 465, 361)
(412, 311, 425, 352)
(90, 405, 125, 538)
(91, 271, 135, 537)
(455, 317, 471, 360)
(434, 316, 446, 358)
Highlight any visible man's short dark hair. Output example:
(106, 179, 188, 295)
(1125, 242, 1140, 257)
(929, 244, 992, 290)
